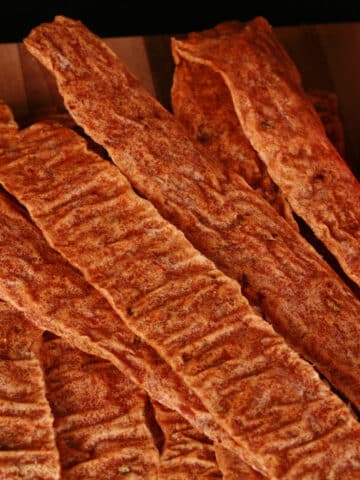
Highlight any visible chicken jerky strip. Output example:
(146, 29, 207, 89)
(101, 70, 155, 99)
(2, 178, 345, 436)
(172, 17, 360, 287)
(153, 402, 222, 479)
(42, 337, 159, 479)
(171, 48, 297, 229)
(2, 122, 360, 479)
(0, 302, 60, 480)
(23, 16, 360, 410)
(0, 99, 60, 480)
(171, 49, 345, 228)
(0, 133, 260, 476)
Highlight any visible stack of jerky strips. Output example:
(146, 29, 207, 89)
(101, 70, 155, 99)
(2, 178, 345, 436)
(0, 15, 359, 479)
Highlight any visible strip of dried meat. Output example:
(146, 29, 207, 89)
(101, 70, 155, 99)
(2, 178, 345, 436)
(171, 23, 297, 228)
(0, 98, 60, 480)
(0, 303, 60, 480)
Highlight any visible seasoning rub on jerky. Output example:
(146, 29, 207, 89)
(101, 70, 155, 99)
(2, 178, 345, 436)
(23, 16, 360, 411)
(1, 121, 359, 479)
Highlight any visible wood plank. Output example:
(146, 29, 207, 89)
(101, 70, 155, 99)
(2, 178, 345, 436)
(316, 23, 360, 177)
(106, 36, 155, 95)
(0, 43, 28, 118)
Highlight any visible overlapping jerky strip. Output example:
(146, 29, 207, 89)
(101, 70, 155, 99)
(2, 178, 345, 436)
(172, 17, 360, 287)
(0, 100, 60, 480)
(0, 303, 60, 480)
(2, 122, 360, 479)
(0, 130, 260, 477)
(22, 16, 360, 411)
(153, 402, 222, 479)
(42, 337, 159, 479)
(171, 49, 297, 229)
(215, 445, 258, 480)
(171, 44, 345, 228)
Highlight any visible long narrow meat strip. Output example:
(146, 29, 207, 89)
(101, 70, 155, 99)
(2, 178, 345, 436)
(42, 337, 159, 479)
(153, 402, 222, 479)
(0, 118, 262, 478)
(0, 303, 60, 480)
(22, 17, 360, 411)
(171, 51, 297, 229)
(172, 17, 360, 287)
(0, 99, 60, 480)
(2, 122, 360, 479)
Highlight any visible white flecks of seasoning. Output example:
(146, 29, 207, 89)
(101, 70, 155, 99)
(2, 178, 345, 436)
(57, 53, 71, 70)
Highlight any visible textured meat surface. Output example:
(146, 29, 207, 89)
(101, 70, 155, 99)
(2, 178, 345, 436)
(153, 402, 222, 479)
(0, 129, 258, 473)
(42, 337, 159, 479)
(1, 122, 360, 478)
(215, 444, 261, 480)
(0, 302, 60, 480)
(0, 98, 60, 480)
(22, 16, 360, 412)
(173, 17, 360, 287)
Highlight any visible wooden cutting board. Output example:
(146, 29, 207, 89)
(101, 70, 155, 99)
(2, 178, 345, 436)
(0, 22, 359, 178)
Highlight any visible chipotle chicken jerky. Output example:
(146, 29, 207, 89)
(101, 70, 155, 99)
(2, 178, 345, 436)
(23, 17, 360, 411)
(172, 17, 360, 287)
(1, 122, 360, 479)
(42, 337, 159, 479)
(0, 118, 261, 477)
(0, 303, 60, 480)
(0, 100, 60, 480)
(0, 218, 60, 478)
(153, 402, 222, 479)
(171, 55, 345, 226)
(171, 51, 297, 228)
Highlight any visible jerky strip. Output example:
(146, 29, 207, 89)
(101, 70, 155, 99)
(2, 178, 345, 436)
(171, 55, 345, 228)
(42, 337, 159, 479)
(1, 122, 359, 479)
(23, 16, 360, 411)
(0, 302, 60, 479)
(153, 402, 222, 479)
(215, 445, 259, 480)
(0, 99, 60, 480)
(171, 24, 297, 229)
(0, 121, 259, 475)
(172, 17, 360, 287)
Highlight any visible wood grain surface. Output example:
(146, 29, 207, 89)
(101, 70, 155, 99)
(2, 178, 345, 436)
(0, 22, 359, 178)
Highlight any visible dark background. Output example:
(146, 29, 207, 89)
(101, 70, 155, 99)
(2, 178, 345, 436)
(1, 1, 360, 42)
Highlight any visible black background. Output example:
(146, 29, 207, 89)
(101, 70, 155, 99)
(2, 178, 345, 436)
(1, 1, 360, 42)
